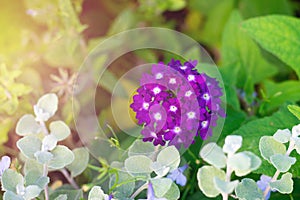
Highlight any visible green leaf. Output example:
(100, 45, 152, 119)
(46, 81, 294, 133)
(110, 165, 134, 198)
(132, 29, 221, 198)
(270, 173, 294, 194)
(50, 188, 83, 200)
(288, 105, 300, 120)
(156, 146, 180, 171)
(231, 105, 300, 176)
(151, 161, 170, 177)
(233, 151, 261, 177)
(55, 194, 68, 200)
(88, 186, 107, 200)
(197, 166, 226, 198)
(66, 147, 89, 177)
(0, 118, 12, 145)
(24, 159, 43, 176)
(128, 139, 155, 158)
(260, 80, 300, 114)
(152, 178, 173, 197)
(124, 155, 153, 176)
(3, 191, 23, 200)
(42, 135, 58, 151)
(242, 15, 300, 78)
(213, 178, 238, 194)
(23, 185, 41, 199)
(17, 136, 42, 159)
(49, 121, 71, 141)
(273, 129, 291, 143)
(16, 114, 40, 136)
(36, 93, 58, 119)
(162, 182, 180, 200)
(222, 10, 277, 102)
(270, 154, 296, 173)
(200, 143, 226, 169)
(259, 136, 286, 162)
(166, 0, 186, 11)
(222, 135, 243, 155)
(25, 170, 49, 189)
(1, 169, 23, 192)
(48, 145, 74, 170)
(34, 151, 54, 164)
(109, 171, 135, 198)
(235, 178, 264, 200)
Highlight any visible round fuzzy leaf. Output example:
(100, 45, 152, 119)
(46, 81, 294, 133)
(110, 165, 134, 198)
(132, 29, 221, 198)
(228, 152, 251, 171)
(88, 186, 106, 200)
(270, 154, 296, 172)
(3, 191, 23, 200)
(48, 145, 74, 170)
(273, 129, 291, 143)
(25, 170, 49, 189)
(234, 151, 262, 177)
(200, 143, 226, 169)
(213, 178, 239, 194)
(55, 194, 68, 200)
(49, 121, 71, 141)
(222, 135, 242, 154)
(152, 178, 173, 197)
(197, 166, 226, 198)
(66, 147, 89, 177)
(259, 136, 286, 162)
(157, 146, 180, 171)
(293, 137, 300, 154)
(23, 185, 42, 199)
(34, 151, 54, 164)
(235, 178, 264, 200)
(109, 171, 135, 198)
(16, 115, 40, 136)
(42, 135, 58, 151)
(1, 169, 23, 192)
(270, 173, 293, 194)
(36, 93, 58, 118)
(162, 182, 180, 200)
(17, 136, 42, 159)
(151, 161, 170, 177)
(128, 139, 155, 158)
(124, 155, 153, 176)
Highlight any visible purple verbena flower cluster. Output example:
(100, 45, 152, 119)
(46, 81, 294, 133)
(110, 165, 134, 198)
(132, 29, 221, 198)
(130, 59, 225, 148)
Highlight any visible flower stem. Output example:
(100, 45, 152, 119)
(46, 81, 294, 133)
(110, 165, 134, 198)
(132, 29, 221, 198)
(223, 155, 233, 200)
(43, 164, 49, 200)
(263, 139, 295, 198)
(130, 182, 148, 199)
(60, 168, 80, 189)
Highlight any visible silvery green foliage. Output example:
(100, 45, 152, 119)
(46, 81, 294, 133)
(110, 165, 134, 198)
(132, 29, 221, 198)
(88, 186, 115, 200)
(257, 124, 300, 197)
(2, 93, 89, 200)
(197, 135, 262, 199)
(109, 140, 181, 200)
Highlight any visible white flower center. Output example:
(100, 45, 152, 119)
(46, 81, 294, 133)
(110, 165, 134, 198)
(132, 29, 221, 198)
(150, 131, 157, 138)
(153, 87, 161, 95)
(188, 75, 195, 81)
(185, 90, 193, 97)
(155, 73, 163, 79)
(170, 105, 178, 112)
(187, 111, 196, 119)
(143, 102, 150, 110)
(154, 112, 162, 121)
(203, 93, 210, 101)
(180, 65, 187, 70)
(169, 78, 176, 84)
(174, 126, 181, 134)
(202, 121, 208, 128)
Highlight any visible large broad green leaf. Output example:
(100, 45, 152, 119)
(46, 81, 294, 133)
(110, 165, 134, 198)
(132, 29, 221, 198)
(260, 80, 300, 115)
(242, 15, 300, 78)
(231, 105, 300, 177)
(222, 10, 277, 103)
(288, 105, 300, 120)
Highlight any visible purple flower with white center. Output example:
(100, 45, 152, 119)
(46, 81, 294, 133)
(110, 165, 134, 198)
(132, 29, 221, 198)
(130, 59, 225, 148)
(167, 164, 188, 186)
(257, 175, 273, 200)
(145, 182, 167, 200)
(0, 156, 11, 178)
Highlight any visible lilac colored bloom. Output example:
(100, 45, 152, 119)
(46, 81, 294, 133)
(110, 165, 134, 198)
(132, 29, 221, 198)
(167, 164, 188, 186)
(146, 182, 167, 200)
(257, 175, 273, 200)
(0, 156, 11, 178)
(130, 59, 225, 148)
